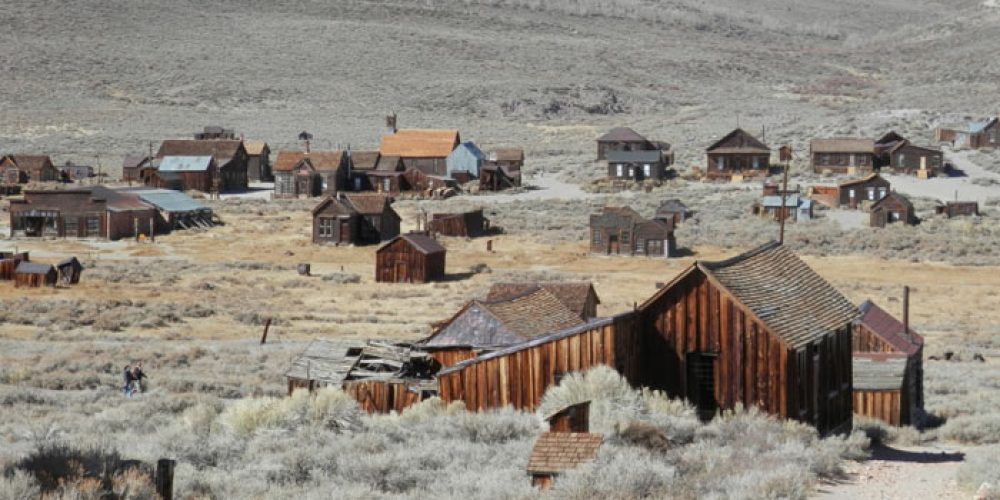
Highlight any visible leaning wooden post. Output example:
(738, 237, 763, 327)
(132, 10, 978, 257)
(260, 318, 272, 344)
(155, 458, 175, 500)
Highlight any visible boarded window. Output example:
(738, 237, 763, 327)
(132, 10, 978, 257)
(592, 230, 601, 244)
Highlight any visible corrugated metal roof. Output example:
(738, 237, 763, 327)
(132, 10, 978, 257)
(132, 189, 208, 213)
(858, 300, 923, 355)
(159, 156, 213, 172)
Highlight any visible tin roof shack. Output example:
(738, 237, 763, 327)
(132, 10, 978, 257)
(131, 189, 214, 230)
(427, 209, 488, 237)
(418, 287, 586, 368)
(606, 150, 666, 181)
(0, 251, 29, 281)
(870, 192, 915, 228)
(935, 201, 979, 218)
(590, 206, 676, 258)
(375, 233, 446, 283)
(379, 122, 461, 176)
(437, 313, 643, 411)
(446, 142, 484, 181)
(347, 151, 380, 192)
(934, 117, 999, 149)
(243, 140, 272, 182)
(852, 297, 924, 426)
(154, 156, 218, 193)
(0, 155, 60, 184)
(654, 199, 690, 226)
(527, 402, 603, 490)
(273, 151, 347, 198)
(9, 187, 159, 240)
(837, 174, 890, 209)
(809, 139, 875, 175)
(754, 195, 812, 222)
(479, 162, 521, 191)
(312, 194, 400, 245)
(156, 139, 248, 192)
(595, 127, 672, 162)
(15, 262, 57, 287)
(285, 340, 437, 413)
(485, 282, 600, 321)
(56, 257, 83, 285)
(122, 155, 156, 184)
(705, 129, 770, 180)
(885, 142, 942, 178)
(59, 162, 94, 181)
(638, 242, 857, 433)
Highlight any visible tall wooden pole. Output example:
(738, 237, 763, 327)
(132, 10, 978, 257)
(779, 160, 789, 245)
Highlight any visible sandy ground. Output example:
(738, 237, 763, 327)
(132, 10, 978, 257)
(884, 150, 1000, 205)
(817, 443, 971, 500)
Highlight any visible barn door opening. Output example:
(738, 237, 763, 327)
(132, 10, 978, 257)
(608, 235, 619, 255)
(393, 261, 408, 282)
(686, 352, 717, 421)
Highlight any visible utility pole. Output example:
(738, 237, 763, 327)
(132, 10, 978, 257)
(779, 158, 789, 245)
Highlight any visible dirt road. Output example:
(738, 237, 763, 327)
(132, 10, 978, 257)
(885, 150, 1000, 205)
(817, 443, 970, 499)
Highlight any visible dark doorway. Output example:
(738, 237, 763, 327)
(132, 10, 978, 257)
(608, 235, 620, 255)
(686, 352, 718, 421)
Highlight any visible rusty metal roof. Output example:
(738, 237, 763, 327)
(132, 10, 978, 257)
(527, 432, 603, 474)
(379, 130, 459, 158)
(858, 300, 923, 355)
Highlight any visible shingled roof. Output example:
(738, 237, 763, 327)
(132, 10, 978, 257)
(486, 282, 599, 320)
(527, 432, 603, 475)
(4, 155, 54, 175)
(380, 129, 459, 158)
(858, 300, 923, 355)
(810, 138, 875, 154)
(273, 151, 345, 172)
(345, 193, 394, 216)
(838, 173, 885, 187)
(597, 127, 648, 143)
(693, 242, 858, 349)
(382, 233, 445, 255)
(853, 353, 908, 391)
(706, 128, 770, 154)
(350, 151, 381, 171)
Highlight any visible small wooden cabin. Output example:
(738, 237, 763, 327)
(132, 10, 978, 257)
(590, 206, 676, 258)
(427, 209, 488, 237)
(312, 194, 400, 245)
(852, 296, 924, 426)
(885, 142, 942, 177)
(153, 156, 218, 193)
(838, 174, 890, 209)
(0, 155, 60, 184)
(936, 201, 979, 218)
(638, 242, 857, 434)
(485, 282, 600, 321)
(527, 401, 603, 490)
(606, 150, 666, 181)
(809, 138, 875, 174)
(870, 192, 915, 227)
(57, 257, 83, 285)
(705, 128, 770, 180)
(0, 252, 29, 281)
(654, 199, 689, 226)
(375, 233, 446, 283)
(15, 262, 57, 287)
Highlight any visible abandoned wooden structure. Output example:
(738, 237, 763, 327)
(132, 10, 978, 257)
(156, 139, 248, 192)
(637, 242, 857, 433)
(379, 120, 461, 176)
(589, 206, 676, 258)
(347, 151, 381, 192)
(935, 201, 979, 218)
(375, 233, 446, 283)
(15, 262, 57, 287)
(56, 257, 83, 285)
(312, 194, 400, 245)
(122, 155, 156, 184)
(285, 339, 437, 414)
(427, 209, 488, 237)
(367, 155, 408, 194)
(59, 162, 94, 181)
(885, 142, 942, 177)
(705, 128, 770, 180)
(490, 149, 525, 172)
(595, 127, 671, 161)
(870, 192, 915, 228)
(753, 195, 812, 222)
(654, 199, 689, 226)
(152, 156, 219, 193)
(837, 174, 890, 209)
(243, 140, 273, 182)
(9, 187, 161, 240)
(527, 401, 603, 490)
(273, 150, 346, 198)
(606, 150, 666, 181)
(934, 117, 999, 149)
(0, 252, 30, 281)
(485, 282, 600, 321)
(809, 138, 875, 174)
(129, 189, 215, 231)
(852, 296, 924, 426)
(445, 142, 484, 181)
(0, 155, 60, 184)
(478, 162, 521, 191)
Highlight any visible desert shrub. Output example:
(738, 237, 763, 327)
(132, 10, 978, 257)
(0, 470, 40, 499)
(9, 442, 151, 496)
(322, 272, 361, 284)
(853, 416, 934, 446)
(552, 445, 676, 499)
(938, 414, 1000, 444)
(957, 445, 1000, 499)
(219, 387, 362, 435)
(536, 365, 645, 433)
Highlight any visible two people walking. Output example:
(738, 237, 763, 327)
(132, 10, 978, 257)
(122, 362, 147, 397)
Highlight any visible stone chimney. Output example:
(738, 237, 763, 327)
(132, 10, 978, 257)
(384, 113, 398, 136)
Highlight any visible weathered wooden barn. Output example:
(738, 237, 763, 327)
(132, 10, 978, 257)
(9, 188, 160, 240)
(15, 262, 57, 287)
(934, 117, 999, 149)
(870, 192, 915, 227)
(809, 138, 875, 174)
(312, 194, 400, 245)
(935, 201, 979, 218)
(0, 155, 60, 184)
(590, 206, 676, 257)
(375, 233, 446, 283)
(273, 150, 346, 198)
(57, 257, 83, 285)
(285, 339, 437, 413)
(156, 139, 248, 192)
(606, 150, 666, 181)
(427, 209, 488, 237)
(379, 124, 460, 176)
(852, 296, 924, 426)
(121, 155, 156, 185)
(479, 162, 521, 191)
(243, 140, 272, 182)
(654, 199, 689, 226)
(152, 156, 218, 193)
(485, 282, 600, 321)
(705, 129, 771, 180)
(638, 242, 857, 433)
(527, 401, 603, 490)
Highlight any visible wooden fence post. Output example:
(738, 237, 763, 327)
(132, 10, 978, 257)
(155, 458, 175, 500)
(261, 318, 272, 344)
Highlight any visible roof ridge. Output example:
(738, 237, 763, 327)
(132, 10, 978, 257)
(699, 240, 782, 270)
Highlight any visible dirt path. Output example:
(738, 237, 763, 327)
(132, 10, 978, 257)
(816, 443, 970, 499)
(884, 150, 1000, 204)
(475, 173, 606, 203)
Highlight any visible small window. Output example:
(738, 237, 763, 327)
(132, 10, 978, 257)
(616, 164, 623, 177)
(383, 178, 391, 192)
(318, 217, 335, 237)
(620, 231, 630, 245)
(716, 157, 724, 170)
(752, 157, 760, 169)
(64, 218, 78, 237)
(878, 187, 887, 198)
(867, 187, 875, 201)
(643, 164, 651, 177)
(592, 230, 601, 244)
(85, 217, 99, 235)
(848, 189, 855, 198)
(635, 239, 643, 253)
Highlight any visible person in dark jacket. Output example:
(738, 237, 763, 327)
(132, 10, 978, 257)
(131, 362, 147, 394)
(123, 365, 134, 397)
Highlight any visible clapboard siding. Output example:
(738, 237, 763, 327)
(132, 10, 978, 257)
(854, 390, 902, 426)
(343, 380, 424, 414)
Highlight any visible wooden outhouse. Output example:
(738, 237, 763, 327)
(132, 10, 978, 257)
(870, 192, 915, 227)
(638, 241, 857, 433)
(15, 262, 57, 287)
(705, 129, 770, 180)
(56, 257, 83, 285)
(809, 138, 875, 174)
(375, 233, 446, 283)
(852, 295, 924, 426)
(527, 401, 603, 490)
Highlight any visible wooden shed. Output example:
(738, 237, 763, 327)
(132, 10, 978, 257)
(0, 251, 29, 281)
(654, 199, 689, 226)
(57, 257, 83, 285)
(637, 242, 857, 433)
(590, 206, 676, 258)
(436, 313, 643, 412)
(886, 142, 942, 177)
(870, 192, 915, 227)
(705, 128, 770, 180)
(935, 201, 979, 218)
(375, 233, 446, 283)
(427, 209, 488, 237)
(852, 296, 924, 426)
(15, 262, 57, 287)
(479, 162, 521, 191)
(527, 401, 603, 490)
(838, 174, 890, 209)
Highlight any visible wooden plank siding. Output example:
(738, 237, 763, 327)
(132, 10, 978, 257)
(437, 314, 642, 412)
(343, 380, 425, 414)
(428, 348, 478, 369)
(853, 390, 902, 426)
